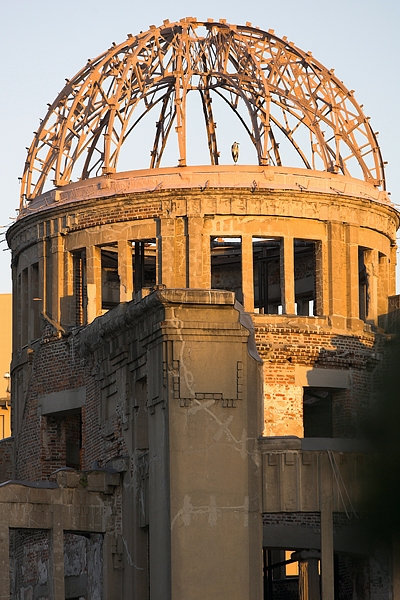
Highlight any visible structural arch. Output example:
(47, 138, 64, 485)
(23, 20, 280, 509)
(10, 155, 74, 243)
(21, 18, 385, 206)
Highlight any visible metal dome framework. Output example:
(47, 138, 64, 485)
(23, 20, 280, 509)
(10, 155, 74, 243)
(21, 17, 385, 205)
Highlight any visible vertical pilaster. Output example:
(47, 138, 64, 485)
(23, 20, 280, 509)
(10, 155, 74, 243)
(86, 245, 102, 322)
(378, 254, 389, 322)
(389, 245, 397, 297)
(174, 217, 188, 288)
(188, 216, 205, 288)
(281, 237, 295, 314)
(37, 239, 46, 320)
(294, 550, 321, 600)
(51, 234, 64, 324)
(159, 218, 175, 288)
(320, 453, 334, 600)
(365, 248, 379, 325)
(0, 521, 9, 600)
(118, 240, 134, 302)
(328, 222, 347, 328)
(346, 226, 362, 329)
(242, 234, 254, 313)
(27, 265, 33, 342)
(50, 506, 65, 600)
(314, 240, 325, 317)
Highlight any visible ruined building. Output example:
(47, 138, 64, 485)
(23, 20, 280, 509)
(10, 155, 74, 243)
(1, 18, 398, 600)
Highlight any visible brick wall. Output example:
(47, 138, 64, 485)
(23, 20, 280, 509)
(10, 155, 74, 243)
(15, 331, 85, 481)
(10, 529, 50, 599)
(0, 437, 14, 482)
(254, 322, 382, 438)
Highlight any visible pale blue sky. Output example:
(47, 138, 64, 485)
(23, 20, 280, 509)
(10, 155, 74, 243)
(0, 0, 399, 292)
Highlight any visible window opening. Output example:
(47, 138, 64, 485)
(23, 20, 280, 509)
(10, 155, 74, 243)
(294, 240, 317, 316)
(253, 238, 282, 314)
(210, 237, 243, 303)
(358, 247, 369, 321)
(31, 263, 41, 339)
(303, 387, 333, 438)
(101, 246, 119, 309)
(263, 549, 300, 600)
(65, 411, 82, 469)
(73, 250, 87, 325)
(132, 240, 157, 293)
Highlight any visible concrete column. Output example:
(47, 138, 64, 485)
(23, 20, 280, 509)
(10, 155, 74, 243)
(328, 222, 346, 328)
(281, 237, 295, 314)
(320, 453, 334, 600)
(86, 245, 102, 322)
(378, 254, 389, 325)
(118, 240, 134, 302)
(51, 234, 64, 324)
(242, 234, 254, 312)
(62, 249, 75, 326)
(0, 521, 9, 600)
(159, 218, 175, 288)
(188, 217, 205, 288)
(346, 226, 362, 330)
(50, 505, 65, 599)
(314, 240, 325, 317)
(293, 550, 321, 600)
(174, 217, 188, 288)
(365, 249, 379, 326)
(37, 239, 46, 320)
(389, 245, 397, 297)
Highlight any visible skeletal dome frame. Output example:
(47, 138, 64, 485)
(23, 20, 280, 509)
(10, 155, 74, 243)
(21, 17, 385, 206)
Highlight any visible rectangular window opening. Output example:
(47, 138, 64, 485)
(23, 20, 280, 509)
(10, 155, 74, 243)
(31, 263, 41, 339)
(210, 237, 243, 303)
(253, 237, 282, 314)
(294, 240, 318, 316)
(132, 240, 157, 294)
(303, 387, 333, 438)
(73, 250, 87, 325)
(101, 246, 119, 310)
(65, 410, 82, 470)
(358, 247, 369, 321)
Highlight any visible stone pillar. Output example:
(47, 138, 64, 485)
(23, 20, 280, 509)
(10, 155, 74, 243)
(320, 452, 334, 600)
(365, 249, 379, 326)
(62, 248, 75, 326)
(328, 222, 346, 328)
(0, 521, 9, 600)
(188, 216, 205, 288)
(242, 234, 254, 312)
(51, 234, 64, 324)
(50, 505, 65, 599)
(281, 237, 295, 314)
(158, 218, 177, 288)
(292, 550, 321, 600)
(86, 245, 102, 322)
(346, 225, 363, 330)
(378, 253, 389, 325)
(389, 245, 397, 297)
(174, 216, 188, 288)
(118, 240, 134, 302)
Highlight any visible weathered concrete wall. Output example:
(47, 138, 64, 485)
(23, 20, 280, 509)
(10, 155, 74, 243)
(76, 289, 264, 600)
(5, 166, 399, 600)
